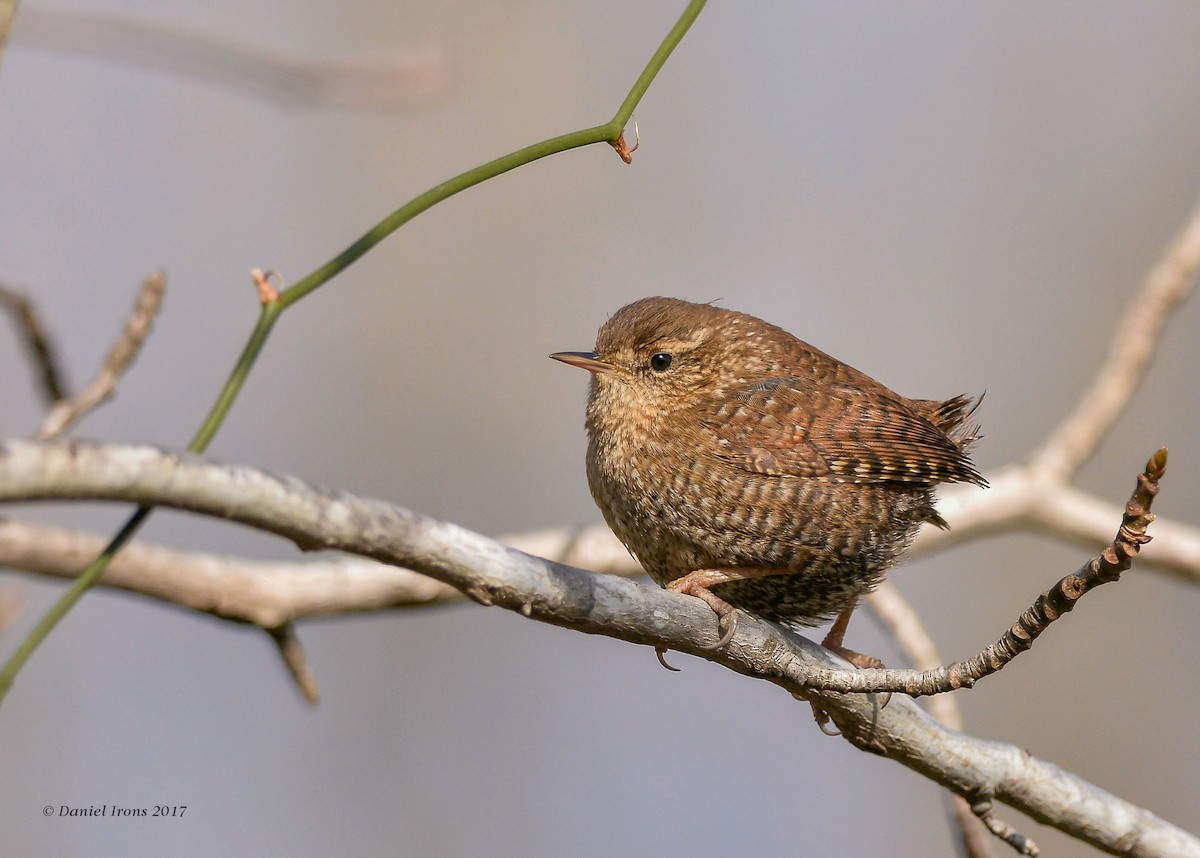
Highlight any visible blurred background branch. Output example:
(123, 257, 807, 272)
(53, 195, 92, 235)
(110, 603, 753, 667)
(0, 282, 68, 406)
(9, 6, 453, 110)
(34, 270, 164, 440)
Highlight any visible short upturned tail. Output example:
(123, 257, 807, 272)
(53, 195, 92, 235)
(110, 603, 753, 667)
(922, 392, 986, 530)
(931, 392, 985, 453)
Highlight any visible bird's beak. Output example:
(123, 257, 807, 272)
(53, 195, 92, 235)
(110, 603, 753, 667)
(549, 351, 615, 374)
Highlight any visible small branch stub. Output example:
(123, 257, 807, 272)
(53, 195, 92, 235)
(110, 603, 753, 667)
(972, 796, 1039, 857)
(267, 623, 319, 705)
(251, 269, 281, 305)
(610, 118, 640, 163)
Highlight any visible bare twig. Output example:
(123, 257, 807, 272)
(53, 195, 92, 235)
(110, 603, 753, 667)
(913, 471, 1200, 586)
(0, 440, 1193, 855)
(803, 450, 1166, 696)
(12, 7, 452, 111)
(0, 283, 69, 405)
(0, 451, 1178, 856)
(0, 446, 1180, 700)
(0, 443, 1163, 701)
(36, 271, 165, 441)
(9, 477, 1184, 854)
(911, 200, 1200, 573)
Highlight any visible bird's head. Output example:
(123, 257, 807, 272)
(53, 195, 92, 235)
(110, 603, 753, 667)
(551, 296, 798, 429)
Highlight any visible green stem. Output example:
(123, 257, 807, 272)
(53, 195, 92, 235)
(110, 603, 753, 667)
(280, 0, 707, 309)
(0, 508, 151, 700)
(612, 0, 706, 130)
(0, 0, 707, 705)
(277, 125, 613, 309)
(187, 302, 283, 452)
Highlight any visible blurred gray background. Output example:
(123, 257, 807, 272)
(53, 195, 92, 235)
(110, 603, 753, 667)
(2, 2, 1198, 856)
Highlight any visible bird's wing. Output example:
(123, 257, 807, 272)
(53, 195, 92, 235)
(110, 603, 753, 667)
(703, 376, 984, 486)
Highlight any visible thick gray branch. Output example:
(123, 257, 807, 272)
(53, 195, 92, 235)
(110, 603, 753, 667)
(0, 439, 1195, 857)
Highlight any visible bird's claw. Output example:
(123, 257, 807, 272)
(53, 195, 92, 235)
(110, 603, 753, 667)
(699, 607, 739, 651)
(655, 647, 681, 671)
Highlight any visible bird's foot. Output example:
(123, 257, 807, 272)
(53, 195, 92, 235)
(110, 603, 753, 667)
(666, 572, 741, 651)
(819, 604, 885, 669)
(654, 567, 794, 669)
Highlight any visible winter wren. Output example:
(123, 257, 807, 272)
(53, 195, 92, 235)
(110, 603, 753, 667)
(551, 296, 985, 656)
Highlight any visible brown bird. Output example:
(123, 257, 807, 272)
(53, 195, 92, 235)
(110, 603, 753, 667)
(551, 296, 984, 665)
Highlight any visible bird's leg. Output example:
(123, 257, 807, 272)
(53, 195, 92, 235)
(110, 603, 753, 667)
(664, 567, 787, 652)
(820, 604, 884, 669)
(812, 604, 889, 734)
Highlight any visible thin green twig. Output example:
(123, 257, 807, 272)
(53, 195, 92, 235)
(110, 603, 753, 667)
(0, 0, 707, 705)
(187, 301, 283, 453)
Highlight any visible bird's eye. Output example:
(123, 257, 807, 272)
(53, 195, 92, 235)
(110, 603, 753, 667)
(649, 352, 673, 372)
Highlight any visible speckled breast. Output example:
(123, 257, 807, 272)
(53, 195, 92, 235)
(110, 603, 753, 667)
(586, 430, 933, 626)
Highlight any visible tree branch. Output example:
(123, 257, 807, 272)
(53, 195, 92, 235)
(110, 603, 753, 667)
(0, 282, 69, 406)
(0, 520, 636, 625)
(35, 271, 165, 441)
(912, 199, 1200, 582)
(793, 450, 1165, 696)
(12, 7, 453, 111)
(0, 439, 1194, 856)
(6, 478, 1198, 629)
(1030, 203, 1200, 480)
(0, 443, 1174, 697)
(913, 469, 1200, 587)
